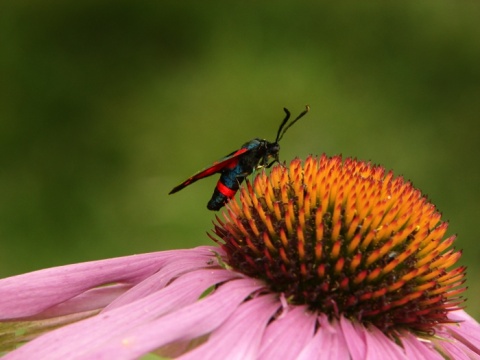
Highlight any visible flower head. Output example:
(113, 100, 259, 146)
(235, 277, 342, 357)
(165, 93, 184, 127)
(212, 155, 466, 336)
(0, 155, 479, 360)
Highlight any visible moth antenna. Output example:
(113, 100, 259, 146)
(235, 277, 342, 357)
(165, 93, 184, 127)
(275, 108, 291, 143)
(277, 105, 310, 142)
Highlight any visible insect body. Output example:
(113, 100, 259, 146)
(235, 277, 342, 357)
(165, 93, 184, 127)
(169, 106, 309, 210)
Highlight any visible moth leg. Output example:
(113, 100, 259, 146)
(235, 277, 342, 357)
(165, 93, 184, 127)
(265, 153, 280, 168)
(265, 159, 278, 168)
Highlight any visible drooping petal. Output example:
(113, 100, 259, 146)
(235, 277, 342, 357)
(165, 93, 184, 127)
(446, 310, 480, 354)
(103, 247, 224, 311)
(34, 284, 132, 319)
(258, 305, 316, 360)
(84, 277, 266, 359)
(339, 316, 367, 360)
(296, 315, 350, 360)
(0, 246, 218, 320)
(399, 333, 443, 360)
(439, 341, 475, 360)
(3, 268, 240, 360)
(363, 326, 408, 360)
(177, 293, 280, 360)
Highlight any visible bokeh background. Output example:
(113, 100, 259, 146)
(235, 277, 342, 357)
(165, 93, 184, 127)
(1, 1, 479, 320)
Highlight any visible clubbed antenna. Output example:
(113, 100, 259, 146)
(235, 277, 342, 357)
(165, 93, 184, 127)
(276, 105, 310, 143)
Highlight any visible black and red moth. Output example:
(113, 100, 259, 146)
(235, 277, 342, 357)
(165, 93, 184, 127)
(169, 106, 309, 211)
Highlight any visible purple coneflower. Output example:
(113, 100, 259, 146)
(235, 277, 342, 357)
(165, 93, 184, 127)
(0, 155, 479, 359)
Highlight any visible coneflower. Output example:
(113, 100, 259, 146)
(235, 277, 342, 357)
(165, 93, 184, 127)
(0, 155, 478, 359)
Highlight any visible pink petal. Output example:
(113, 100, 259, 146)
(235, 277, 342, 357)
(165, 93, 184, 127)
(439, 341, 474, 360)
(258, 305, 316, 360)
(446, 310, 480, 355)
(103, 247, 223, 311)
(296, 315, 350, 360)
(339, 316, 367, 360)
(85, 277, 265, 359)
(177, 293, 280, 360)
(363, 326, 407, 360)
(0, 247, 218, 320)
(399, 332, 443, 359)
(0, 246, 217, 320)
(33, 284, 132, 319)
(3, 268, 239, 360)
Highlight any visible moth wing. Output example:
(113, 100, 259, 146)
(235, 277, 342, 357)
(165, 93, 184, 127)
(168, 147, 250, 194)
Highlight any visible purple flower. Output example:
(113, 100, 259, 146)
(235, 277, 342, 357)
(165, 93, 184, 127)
(1, 155, 479, 359)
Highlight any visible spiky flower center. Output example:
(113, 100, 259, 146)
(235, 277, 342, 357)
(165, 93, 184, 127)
(211, 155, 465, 334)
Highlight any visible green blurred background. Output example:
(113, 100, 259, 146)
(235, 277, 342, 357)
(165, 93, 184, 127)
(1, 1, 479, 320)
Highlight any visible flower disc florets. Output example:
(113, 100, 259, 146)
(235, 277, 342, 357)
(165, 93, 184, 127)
(210, 155, 466, 334)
